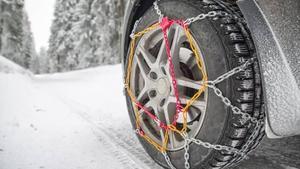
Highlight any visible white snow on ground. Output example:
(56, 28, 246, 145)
(1, 56, 299, 169)
(0, 56, 161, 169)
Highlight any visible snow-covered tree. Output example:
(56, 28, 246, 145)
(38, 47, 49, 73)
(48, 0, 126, 72)
(0, 0, 25, 66)
(71, 0, 98, 69)
(100, 0, 125, 64)
(0, 0, 37, 71)
(48, 0, 79, 72)
(23, 12, 37, 71)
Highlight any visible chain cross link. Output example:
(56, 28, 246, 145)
(184, 11, 217, 25)
(210, 58, 256, 85)
(207, 83, 258, 124)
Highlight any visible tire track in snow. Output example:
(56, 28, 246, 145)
(59, 97, 161, 169)
(99, 124, 162, 169)
(93, 126, 142, 169)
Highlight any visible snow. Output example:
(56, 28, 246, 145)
(0, 56, 32, 76)
(1, 55, 299, 169)
(0, 56, 161, 169)
(239, 0, 300, 137)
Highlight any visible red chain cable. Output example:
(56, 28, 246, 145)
(133, 18, 187, 137)
(135, 101, 168, 130)
(160, 17, 185, 126)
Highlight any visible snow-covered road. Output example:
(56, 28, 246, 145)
(33, 65, 162, 169)
(0, 59, 161, 169)
(0, 57, 299, 169)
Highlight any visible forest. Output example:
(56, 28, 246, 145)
(0, 0, 125, 73)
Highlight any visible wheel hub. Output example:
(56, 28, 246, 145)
(157, 78, 169, 95)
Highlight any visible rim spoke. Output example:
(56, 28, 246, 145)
(136, 87, 147, 102)
(138, 101, 152, 115)
(152, 106, 167, 142)
(184, 50, 198, 70)
(139, 103, 167, 143)
(156, 38, 167, 65)
(177, 76, 203, 91)
(170, 26, 185, 74)
(180, 48, 194, 65)
(168, 129, 181, 149)
(162, 106, 180, 149)
(156, 28, 176, 65)
(168, 95, 206, 112)
(139, 45, 155, 67)
(176, 106, 200, 123)
(170, 26, 185, 56)
(162, 105, 174, 127)
(189, 60, 198, 70)
(135, 55, 149, 80)
(139, 120, 164, 145)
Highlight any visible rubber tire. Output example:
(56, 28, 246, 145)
(124, 0, 265, 168)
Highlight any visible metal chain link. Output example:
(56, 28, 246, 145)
(153, 1, 223, 25)
(163, 152, 177, 169)
(135, 1, 266, 169)
(184, 11, 217, 25)
(210, 58, 256, 85)
(153, 0, 164, 22)
(181, 132, 191, 169)
(223, 120, 264, 168)
(178, 59, 262, 169)
(184, 10, 230, 25)
(228, 119, 265, 165)
(130, 18, 141, 39)
(207, 83, 259, 124)
(188, 137, 244, 156)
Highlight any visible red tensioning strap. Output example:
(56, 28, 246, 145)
(134, 18, 186, 135)
(135, 101, 168, 130)
(160, 17, 185, 126)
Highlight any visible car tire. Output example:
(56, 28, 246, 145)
(124, 0, 265, 168)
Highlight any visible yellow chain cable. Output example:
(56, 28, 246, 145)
(125, 22, 208, 153)
(180, 26, 208, 132)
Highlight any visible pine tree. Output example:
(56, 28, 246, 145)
(0, 0, 25, 66)
(48, 0, 126, 72)
(23, 12, 37, 70)
(73, 0, 125, 67)
(38, 47, 49, 74)
(72, 0, 99, 69)
(0, 0, 37, 71)
(48, 0, 79, 72)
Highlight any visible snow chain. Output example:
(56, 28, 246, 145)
(125, 1, 265, 168)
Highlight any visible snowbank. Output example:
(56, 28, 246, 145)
(0, 56, 32, 76)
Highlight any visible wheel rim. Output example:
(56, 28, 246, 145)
(130, 24, 208, 151)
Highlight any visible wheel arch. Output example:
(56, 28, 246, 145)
(237, 0, 300, 138)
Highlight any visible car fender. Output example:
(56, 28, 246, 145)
(237, 0, 300, 138)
